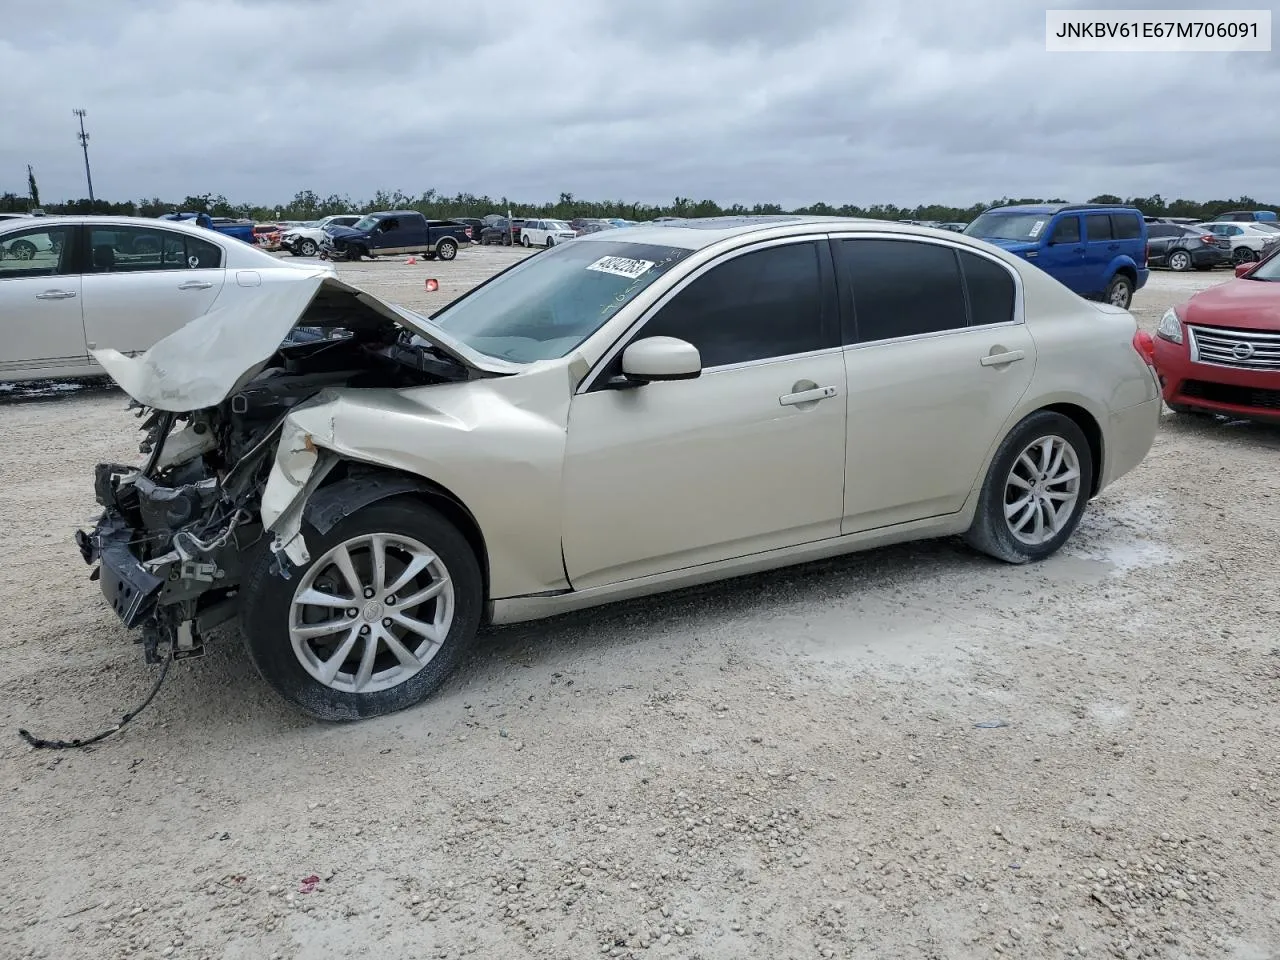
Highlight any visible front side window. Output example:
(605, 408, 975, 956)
(430, 239, 695, 363)
(88, 226, 222, 272)
(0, 225, 74, 279)
(839, 238, 967, 343)
(1049, 216, 1081, 244)
(638, 241, 828, 368)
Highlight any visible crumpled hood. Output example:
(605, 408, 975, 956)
(90, 272, 521, 412)
(324, 225, 362, 240)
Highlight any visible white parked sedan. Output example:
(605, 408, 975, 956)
(0, 215, 334, 382)
(77, 216, 1160, 720)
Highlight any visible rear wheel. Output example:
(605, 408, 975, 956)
(437, 238, 458, 261)
(1168, 250, 1192, 272)
(1105, 274, 1134, 309)
(964, 411, 1093, 564)
(522, 235, 531, 247)
(240, 498, 483, 720)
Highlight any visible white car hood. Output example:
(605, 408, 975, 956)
(90, 272, 520, 412)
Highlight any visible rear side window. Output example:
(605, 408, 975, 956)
(89, 225, 223, 272)
(958, 251, 1016, 327)
(641, 241, 827, 367)
(1111, 214, 1141, 240)
(1147, 224, 1176, 238)
(1085, 214, 1113, 241)
(839, 239, 968, 343)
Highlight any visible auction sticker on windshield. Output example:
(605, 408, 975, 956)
(587, 255, 655, 280)
(1029, 220, 1045, 238)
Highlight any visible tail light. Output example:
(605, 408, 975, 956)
(1132, 330, 1156, 367)
(1143, 242, 1149, 264)
(1200, 234, 1216, 245)
(464, 226, 472, 239)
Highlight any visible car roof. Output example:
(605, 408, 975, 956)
(570, 215, 999, 251)
(0, 214, 239, 238)
(983, 203, 1141, 215)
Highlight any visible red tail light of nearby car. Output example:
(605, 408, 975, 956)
(1200, 234, 1216, 245)
(1132, 330, 1156, 367)
(464, 226, 473, 239)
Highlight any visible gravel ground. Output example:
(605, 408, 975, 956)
(1, 252, 1278, 960)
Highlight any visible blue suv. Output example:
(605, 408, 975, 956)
(964, 203, 1149, 309)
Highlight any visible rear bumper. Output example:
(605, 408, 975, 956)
(1152, 336, 1280, 421)
(1100, 397, 1160, 491)
(1135, 267, 1150, 290)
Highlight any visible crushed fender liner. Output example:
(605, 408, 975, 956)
(76, 275, 502, 666)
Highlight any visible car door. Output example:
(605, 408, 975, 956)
(1042, 214, 1087, 292)
(0, 222, 87, 376)
(80, 224, 226, 355)
(1080, 213, 1117, 294)
(1146, 224, 1175, 264)
(834, 237, 1036, 532)
(561, 237, 847, 590)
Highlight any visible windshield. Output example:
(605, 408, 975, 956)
(1252, 222, 1280, 233)
(429, 240, 695, 362)
(547, 220, 571, 231)
(1246, 252, 1280, 281)
(964, 212, 1053, 242)
(352, 215, 379, 231)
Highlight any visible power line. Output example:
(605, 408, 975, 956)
(73, 108, 95, 204)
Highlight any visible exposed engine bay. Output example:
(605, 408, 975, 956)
(76, 290, 475, 664)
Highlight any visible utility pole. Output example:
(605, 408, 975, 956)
(73, 108, 95, 204)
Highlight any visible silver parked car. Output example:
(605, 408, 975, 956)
(77, 216, 1161, 719)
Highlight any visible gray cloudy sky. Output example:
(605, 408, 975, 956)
(6, 0, 1278, 208)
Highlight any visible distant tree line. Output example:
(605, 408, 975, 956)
(0, 187, 1274, 223)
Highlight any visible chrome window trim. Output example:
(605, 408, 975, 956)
(576, 232, 837, 394)
(86, 224, 225, 274)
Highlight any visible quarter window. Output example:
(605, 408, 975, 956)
(1085, 214, 1113, 241)
(639, 241, 828, 367)
(838, 239, 968, 343)
(0, 225, 75, 279)
(1110, 214, 1141, 240)
(958, 250, 1016, 327)
(88, 226, 223, 272)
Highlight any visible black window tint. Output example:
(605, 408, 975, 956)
(1049, 216, 1080, 244)
(89, 226, 222, 272)
(160, 231, 223, 269)
(1111, 214, 1141, 240)
(641, 242, 826, 367)
(1085, 214, 1113, 241)
(839, 239, 967, 343)
(958, 251, 1015, 326)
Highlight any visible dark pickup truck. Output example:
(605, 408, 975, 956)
(320, 211, 472, 261)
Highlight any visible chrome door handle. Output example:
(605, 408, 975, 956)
(779, 385, 838, 406)
(178, 280, 213, 290)
(980, 350, 1026, 367)
(35, 290, 77, 300)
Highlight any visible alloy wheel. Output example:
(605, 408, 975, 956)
(289, 533, 454, 694)
(1003, 435, 1082, 546)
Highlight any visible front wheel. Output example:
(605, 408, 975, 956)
(240, 497, 483, 720)
(298, 238, 318, 257)
(1233, 247, 1257, 265)
(964, 411, 1093, 564)
(1105, 274, 1134, 309)
(437, 239, 458, 261)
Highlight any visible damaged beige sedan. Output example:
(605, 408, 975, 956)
(78, 216, 1162, 719)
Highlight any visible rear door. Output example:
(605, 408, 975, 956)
(1080, 213, 1117, 294)
(80, 224, 226, 355)
(1146, 223, 1176, 264)
(835, 236, 1036, 532)
(0, 222, 86, 374)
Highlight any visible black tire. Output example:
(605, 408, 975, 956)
(963, 411, 1094, 565)
(240, 497, 484, 720)
(437, 239, 458, 261)
(1104, 274, 1134, 309)
(347, 245, 364, 262)
(521, 235, 531, 248)
(545, 236, 555, 248)
(1168, 250, 1192, 272)
(299, 238, 318, 257)
(1233, 247, 1257, 265)
(9, 239, 37, 260)
(504, 234, 512, 246)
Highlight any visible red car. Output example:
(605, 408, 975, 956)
(1152, 253, 1280, 422)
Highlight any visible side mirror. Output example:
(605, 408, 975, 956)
(606, 337, 702, 389)
(1235, 262, 1254, 278)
